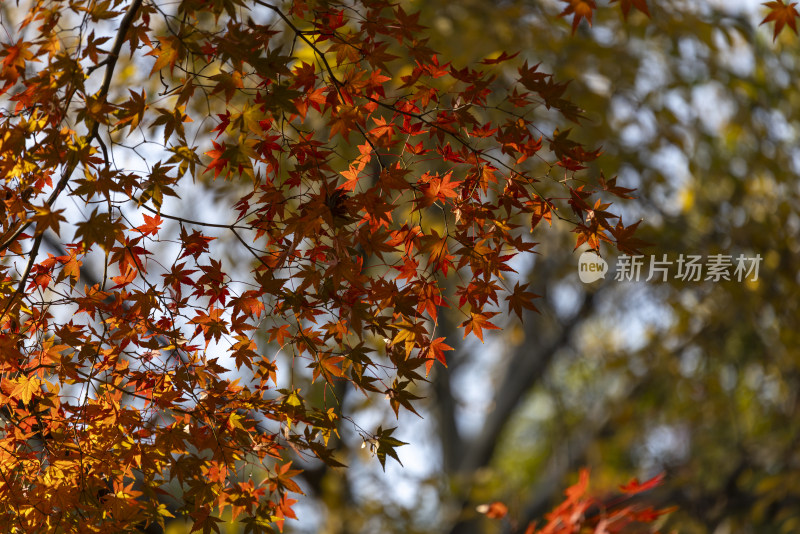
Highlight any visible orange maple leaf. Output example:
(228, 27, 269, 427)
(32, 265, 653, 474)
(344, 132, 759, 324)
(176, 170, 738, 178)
(147, 36, 182, 75)
(560, 0, 597, 34)
(369, 116, 395, 139)
(461, 312, 501, 342)
(135, 213, 162, 236)
(761, 0, 799, 40)
(424, 337, 454, 374)
(57, 251, 82, 284)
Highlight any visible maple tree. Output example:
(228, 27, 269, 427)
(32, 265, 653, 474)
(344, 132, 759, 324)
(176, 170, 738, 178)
(0, 0, 795, 532)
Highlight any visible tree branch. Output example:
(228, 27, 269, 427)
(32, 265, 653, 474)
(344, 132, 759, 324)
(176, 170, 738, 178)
(459, 289, 598, 474)
(0, 0, 143, 254)
(446, 285, 603, 534)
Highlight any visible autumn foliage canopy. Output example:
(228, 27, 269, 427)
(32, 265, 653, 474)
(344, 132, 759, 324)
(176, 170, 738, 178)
(0, 0, 795, 532)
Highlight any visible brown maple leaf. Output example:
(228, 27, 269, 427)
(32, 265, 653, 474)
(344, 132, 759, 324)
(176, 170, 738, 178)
(610, 0, 651, 20)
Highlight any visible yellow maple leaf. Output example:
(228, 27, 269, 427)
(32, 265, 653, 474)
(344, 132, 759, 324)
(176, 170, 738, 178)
(11, 375, 40, 405)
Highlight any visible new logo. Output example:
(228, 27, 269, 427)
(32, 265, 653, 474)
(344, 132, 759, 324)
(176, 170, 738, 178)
(578, 251, 608, 283)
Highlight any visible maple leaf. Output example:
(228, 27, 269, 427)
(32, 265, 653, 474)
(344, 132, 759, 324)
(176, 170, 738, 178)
(273, 461, 303, 494)
(420, 230, 455, 276)
(179, 227, 215, 259)
(1, 40, 34, 72)
(560, 0, 597, 34)
(147, 36, 183, 75)
(32, 203, 66, 235)
(393, 5, 427, 38)
(10, 375, 40, 405)
(57, 251, 82, 285)
(151, 105, 193, 145)
(0, 40, 35, 91)
(210, 70, 244, 102)
(573, 221, 612, 251)
(373, 426, 408, 470)
(204, 140, 256, 181)
(267, 324, 291, 346)
(230, 335, 258, 370)
(505, 282, 541, 320)
(190, 307, 229, 346)
(210, 110, 231, 140)
(611, 0, 651, 20)
(385, 378, 423, 417)
(310, 352, 345, 382)
(368, 116, 395, 140)
(75, 209, 126, 251)
(114, 89, 147, 133)
(379, 164, 413, 191)
(619, 472, 666, 495)
(394, 256, 420, 282)
(110, 265, 138, 288)
(329, 105, 365, 141)
(761, 0, 800, 40)
(609, 219, 652, 255)
(565, 468, 591, 502)
(189, 507, 224, 534)
(480, 51, 520, 65)
(530, 197, 553, 231)
(231, 291, 266, 319)
(405, 141, 427, 155)
(135, 213, 162, 236)
(416, 171, 461, 209)
(389, 318, 427, 358)
(424, 337, 454, 375)
(291, 61, 316, 92)
(461, 311, 502, 342)
(599, 172, 637, 199)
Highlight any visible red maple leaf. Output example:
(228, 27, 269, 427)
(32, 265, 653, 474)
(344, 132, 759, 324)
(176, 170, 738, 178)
(424, 337, 454, 374)
(204, 141, 229, 179)
(211, 111, 231, 140)
(619, 472, 665, 495)
(480, 51, 520, 65)
(761, 0, 800, 40)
